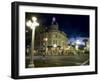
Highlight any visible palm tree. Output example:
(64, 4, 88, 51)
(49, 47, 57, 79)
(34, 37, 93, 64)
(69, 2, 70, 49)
(83, 39, 88, 47)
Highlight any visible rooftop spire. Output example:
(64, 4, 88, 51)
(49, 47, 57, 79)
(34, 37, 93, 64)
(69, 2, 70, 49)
(52, 17, 58, 25)
(52, 17, 56, 22)
(50, 17, 59, 30)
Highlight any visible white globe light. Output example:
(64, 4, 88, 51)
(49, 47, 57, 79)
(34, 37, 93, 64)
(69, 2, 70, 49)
(26, 20, 32, 27)
(32, 17, 37, 22)
(53, 44, 57, 48)
(37, 23, 39, 26)
(44, 38, 48, 41)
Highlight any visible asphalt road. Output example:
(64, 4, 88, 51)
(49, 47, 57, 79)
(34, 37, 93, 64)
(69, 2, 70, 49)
(31, 54, 89, 68)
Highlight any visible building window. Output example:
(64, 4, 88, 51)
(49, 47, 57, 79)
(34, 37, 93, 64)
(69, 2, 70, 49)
(52, 35, 55, 38)
(52, 40, 57, 44)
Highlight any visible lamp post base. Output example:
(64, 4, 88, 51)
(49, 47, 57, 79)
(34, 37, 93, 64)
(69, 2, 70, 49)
(28, 63, 34, 68)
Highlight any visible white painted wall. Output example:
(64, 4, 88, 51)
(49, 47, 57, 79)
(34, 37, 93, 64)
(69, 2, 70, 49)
(0, 0, 99, 81)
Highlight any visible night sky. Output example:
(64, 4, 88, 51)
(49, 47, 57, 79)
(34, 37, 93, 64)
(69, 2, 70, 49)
(26, 13, 89, 38)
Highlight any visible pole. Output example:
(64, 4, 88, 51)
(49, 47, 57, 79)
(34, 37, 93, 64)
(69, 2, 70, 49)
(28, 27, 35, 68)
(26, 17, 39, 68)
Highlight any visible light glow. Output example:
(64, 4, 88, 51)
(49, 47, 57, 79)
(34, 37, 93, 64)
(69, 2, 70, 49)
(44, 38, 48, 41)
(76, 40, 81, 45)
(26, 17, 39, 29)
(26, 20, 32, 27)
(53, 44, 57, 48)
(32, 16, 37, 22)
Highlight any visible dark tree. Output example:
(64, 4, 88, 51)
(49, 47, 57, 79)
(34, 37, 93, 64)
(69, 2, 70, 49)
(83, 39, 88, 46)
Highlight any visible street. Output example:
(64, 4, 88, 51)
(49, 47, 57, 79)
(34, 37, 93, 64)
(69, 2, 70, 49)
(31, 54, 89, 68)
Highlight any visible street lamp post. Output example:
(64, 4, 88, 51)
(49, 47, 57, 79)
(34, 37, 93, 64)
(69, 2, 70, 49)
(26, 17, 39, 68)
(43, 38, 48, 55)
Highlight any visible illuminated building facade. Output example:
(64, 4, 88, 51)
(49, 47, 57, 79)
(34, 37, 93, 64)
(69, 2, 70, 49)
(34, 17, 68, 55)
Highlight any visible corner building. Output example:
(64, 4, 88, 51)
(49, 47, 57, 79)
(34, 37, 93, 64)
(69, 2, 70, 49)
(34, 17, 68, 55)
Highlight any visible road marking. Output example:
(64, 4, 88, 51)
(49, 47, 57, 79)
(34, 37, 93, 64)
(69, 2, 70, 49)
(81, 59, 89, 65)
